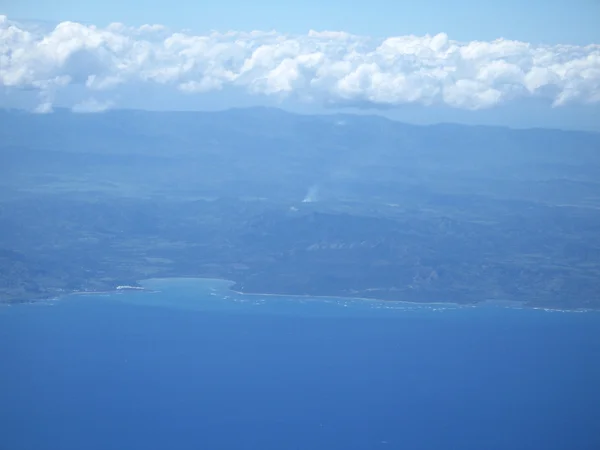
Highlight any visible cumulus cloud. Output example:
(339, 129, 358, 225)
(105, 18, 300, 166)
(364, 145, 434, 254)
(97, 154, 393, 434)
(1, 14, 599, 112)
(33, 101, 53, 114)
(72, 97, 114, 113)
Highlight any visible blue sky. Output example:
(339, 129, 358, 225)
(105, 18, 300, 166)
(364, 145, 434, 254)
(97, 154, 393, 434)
(3, 0, 600, 44)
(1, 0, 599, 129)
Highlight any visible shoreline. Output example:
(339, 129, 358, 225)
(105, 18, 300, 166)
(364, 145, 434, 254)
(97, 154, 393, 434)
(227, 288, 589, 313)
(143, 276, 597, 313)
(228, 287, 469, 308)
(3, 276, 597, 313)
(0, 285, 153, 305)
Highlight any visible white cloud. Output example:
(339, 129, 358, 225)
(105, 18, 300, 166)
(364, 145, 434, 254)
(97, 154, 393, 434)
(33, 101, 53, 114)
(72, 97, 114, 113)
(1, 14, 599, 111)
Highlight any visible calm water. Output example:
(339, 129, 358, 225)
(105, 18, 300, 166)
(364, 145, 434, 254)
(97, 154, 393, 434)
(1, 278, 599, 450)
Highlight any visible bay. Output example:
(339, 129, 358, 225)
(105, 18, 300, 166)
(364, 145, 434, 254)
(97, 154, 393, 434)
(1, 278, 599, 450)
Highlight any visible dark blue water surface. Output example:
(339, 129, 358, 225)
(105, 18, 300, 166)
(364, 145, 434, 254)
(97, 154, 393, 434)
(1, 278, 599, 450)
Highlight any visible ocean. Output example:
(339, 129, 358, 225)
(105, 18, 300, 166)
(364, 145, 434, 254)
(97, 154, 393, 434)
(1, 278, 599, 450)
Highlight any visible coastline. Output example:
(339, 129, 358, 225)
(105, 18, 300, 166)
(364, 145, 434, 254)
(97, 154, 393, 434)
(3, 276, 597, 313)
(143, 276, 597, 313)
(0, 284, 152, 305)
(227, 286, 468, 308)
(227, 286, 590, 313)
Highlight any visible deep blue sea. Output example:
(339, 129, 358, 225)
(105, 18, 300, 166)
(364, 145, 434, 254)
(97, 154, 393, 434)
(1, 278, 599, 450)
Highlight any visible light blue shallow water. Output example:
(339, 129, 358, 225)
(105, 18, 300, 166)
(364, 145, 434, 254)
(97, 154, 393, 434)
(1, 278, 599, 450)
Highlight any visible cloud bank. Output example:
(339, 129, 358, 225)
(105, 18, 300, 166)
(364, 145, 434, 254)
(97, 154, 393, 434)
(1, 15, 599, 112)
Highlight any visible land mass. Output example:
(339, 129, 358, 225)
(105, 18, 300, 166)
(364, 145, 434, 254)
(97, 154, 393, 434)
(1, 108, 600, 309)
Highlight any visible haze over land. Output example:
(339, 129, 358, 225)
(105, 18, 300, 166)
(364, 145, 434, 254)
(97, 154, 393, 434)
(1, 107, 599, 309)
